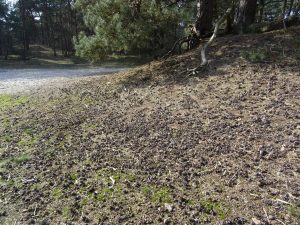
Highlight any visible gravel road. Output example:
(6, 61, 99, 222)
(0, 67, 126, 94)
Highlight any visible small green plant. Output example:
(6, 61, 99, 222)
(96, 187, 114, 201)
(3, 134, 13, 142)
(62, 206, 71, 218)
(69, 173, 78, 182)
(14, 153, 32, 164)
(141, 186, 152, 197)
(141, 186, 173, 204)
(124, 172, 136, 182)
(152, 187, 173, 204)
(242, 47, 268, 63)
(200, 199, 231, 220)
(17, 138, 37, 147)
(52, 187, 63, 199)
(288, 205, 300, 219)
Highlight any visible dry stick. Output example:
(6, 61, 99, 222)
(275, 198, 292, 205)
(276, 219, 287, 225)
(189, 8, 232, 75)
(263, 207, 270, 224)
(33, 204, 37, 216)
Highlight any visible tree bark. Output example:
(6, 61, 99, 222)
(234, 0, 257, 33)
(288, 0, 294, 16)
(195, 0, 214, 36)
(282, 0, 288, 29)
(20, 0, 27, 60)
(258, 0, 265, 22)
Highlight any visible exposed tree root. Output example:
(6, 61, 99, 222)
(162, 35, 201, 59)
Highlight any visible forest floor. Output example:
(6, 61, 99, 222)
(0, 27, 300, 225)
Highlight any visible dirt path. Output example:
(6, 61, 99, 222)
(0, 67, 127, 94)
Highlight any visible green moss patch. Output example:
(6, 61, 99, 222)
(0, 94, 29, 110)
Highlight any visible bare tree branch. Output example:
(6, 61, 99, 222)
(188, 7, 232, 75)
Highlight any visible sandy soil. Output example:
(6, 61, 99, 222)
(0, 67, 127, 94)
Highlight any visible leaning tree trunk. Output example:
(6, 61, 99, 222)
(234, 0, 257, 33)
(195, 0, 214, 36)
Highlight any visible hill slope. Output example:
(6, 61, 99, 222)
(0, 27, 300, 224)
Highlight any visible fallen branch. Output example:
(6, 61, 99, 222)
(188, 8, 232, 75)
(275, 198, 292, 205)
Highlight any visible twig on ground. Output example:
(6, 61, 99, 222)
(276, 219, 286, 225)
(33, 204, 37, 216)
(275, 198, 292, 205)
(263, 207, 270, 224)
(109, 176, 115, 188)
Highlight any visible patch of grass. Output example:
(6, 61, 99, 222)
(0, 95, 29, 110)
(1, 134, 13, 143)
(80, 197, 89, 207)
(81, 97, 97, 106)
(6, 177, 23, 188)
(0, 177, 7, 187)
(95, 187, 114, 201)
(52, 187, 63, 200)
(17, 138, 37, 147)
(187, 199, 196, 206)
(0, 117, 10, 129)
(17, 128, 39, 147)
(30, 181, 48, 190)
(77, 168, 135, 203)
(96, 168, 136, 185)
(152, 187, 172, 204)
(242, 47, 269, 63)
(69, 173, 78, 182)
(62, 206, 71, 219)
(0, 159, 9, 172)
(124, 172, 136, 182)
(13, 153, 32, 164)
(141, 186, 152, 197)
(80, 122, 97, 130)
(200, 198, 231, 220)
(141, 186, 173, 204)
(288, 205, 300, 219)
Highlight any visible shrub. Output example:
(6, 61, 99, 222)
(242, 47, 269, 63)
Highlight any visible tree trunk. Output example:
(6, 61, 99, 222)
(288, 0, 295, 16)
(225, 3, 236, 33)
(20, 0, 27, 60)
(282, 0, 288, 29)
(195, 0, 214, 36)
(234, 0, 257, 33)
(258, 0, 265, 22)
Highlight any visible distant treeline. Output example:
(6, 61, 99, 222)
(0, 0, 85, 60)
